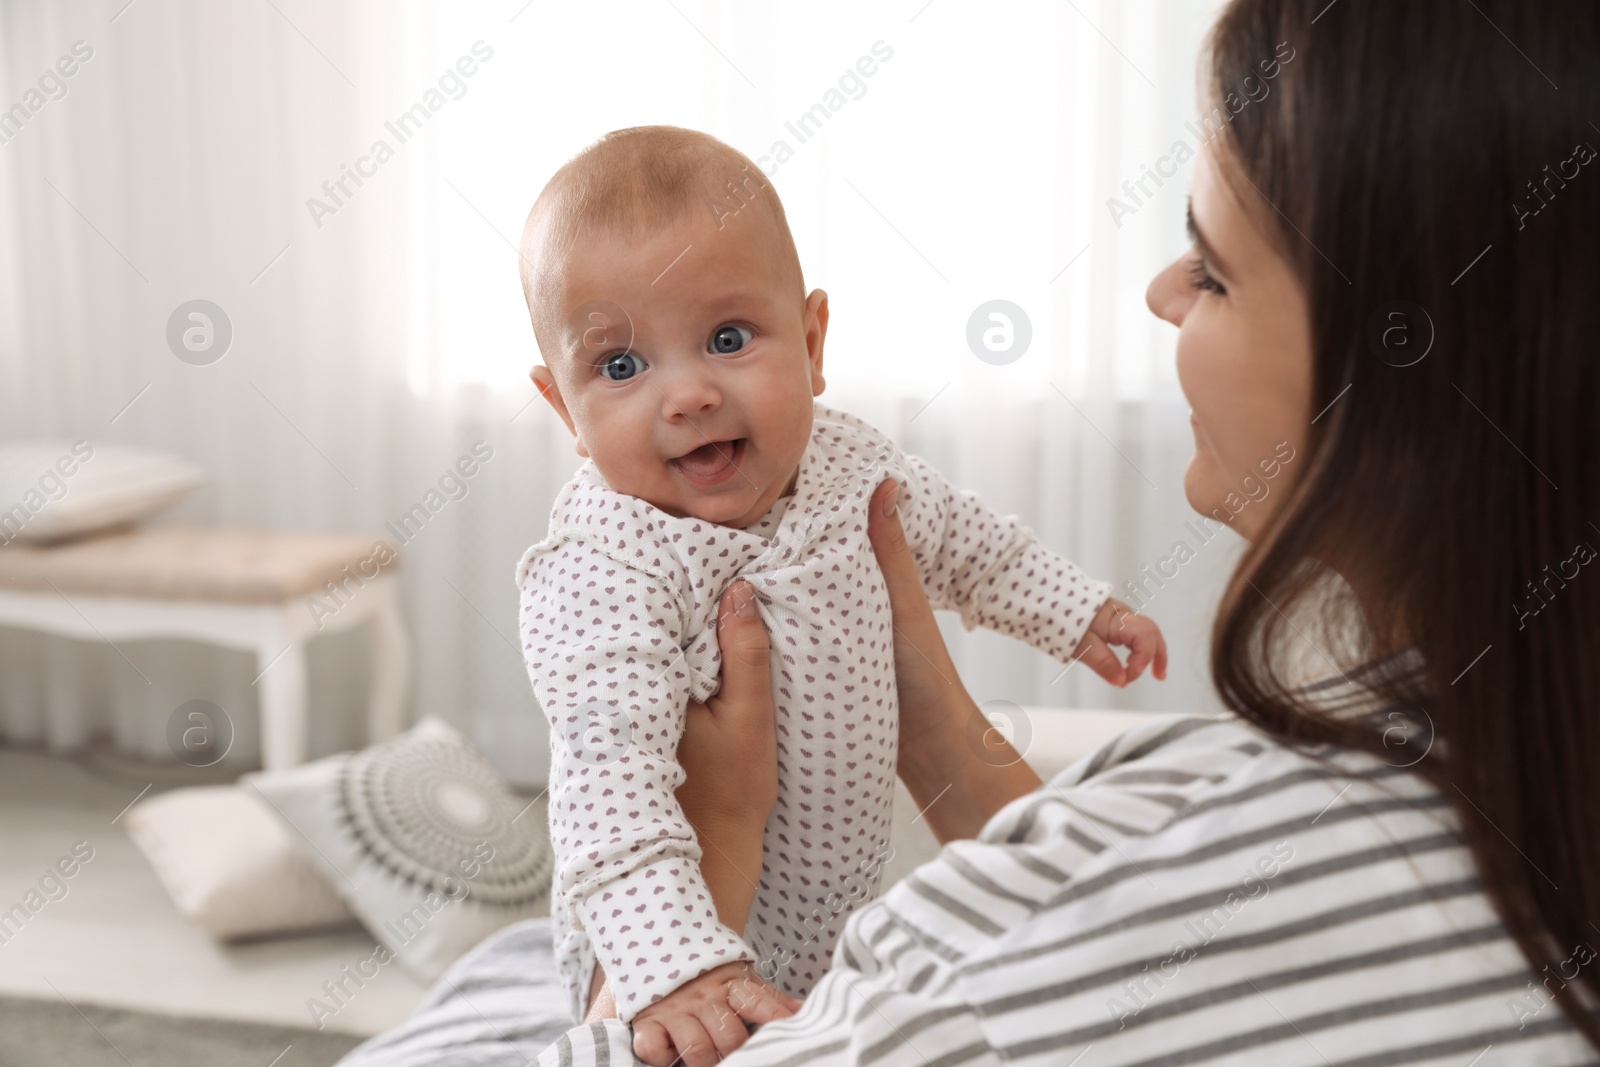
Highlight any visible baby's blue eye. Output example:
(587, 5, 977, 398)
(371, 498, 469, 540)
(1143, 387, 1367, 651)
(710, 325, 753, 354)
(600, 352, 646, 381)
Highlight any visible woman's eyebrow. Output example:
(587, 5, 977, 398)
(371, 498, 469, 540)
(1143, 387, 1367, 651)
(1186, 199, 1236, 281)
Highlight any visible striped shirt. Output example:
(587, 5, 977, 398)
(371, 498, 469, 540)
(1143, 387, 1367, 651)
(537, 656, 1600, 1066)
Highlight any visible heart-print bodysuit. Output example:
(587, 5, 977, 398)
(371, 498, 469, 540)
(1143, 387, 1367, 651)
(515, 402, 1112, 1023)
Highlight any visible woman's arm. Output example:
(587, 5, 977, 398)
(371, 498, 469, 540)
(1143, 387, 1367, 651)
(524, 540, 760, 1023)
(867, 478, 1045, 844)
(671, 582, 776, 932)
(584, 580, 797, 1024)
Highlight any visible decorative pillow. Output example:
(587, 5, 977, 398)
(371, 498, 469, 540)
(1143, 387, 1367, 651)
(0, 440, 206, 544)
(122, 785, 357, 940)
(245, 717, 554, 982)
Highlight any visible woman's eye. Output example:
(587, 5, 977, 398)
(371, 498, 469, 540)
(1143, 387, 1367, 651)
(709, 324, 753, 354)
(1187, 256, 1226, 295)
(600, 352, 646, 381)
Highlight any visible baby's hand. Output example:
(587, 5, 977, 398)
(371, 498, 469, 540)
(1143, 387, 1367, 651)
(631, 960, 802, 1067)
(1071, 598, 1168, 687)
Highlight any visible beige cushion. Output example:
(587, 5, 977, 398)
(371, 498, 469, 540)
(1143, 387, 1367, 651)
(0, 441, 206, 545)
(122, 785, 357, 940)
(0, 525, 396, 603)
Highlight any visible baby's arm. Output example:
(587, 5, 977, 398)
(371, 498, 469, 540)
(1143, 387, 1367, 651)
(890, 450, 1164, 683)
(587, 584, 805, 1066)
(518, 537, 755, 1023)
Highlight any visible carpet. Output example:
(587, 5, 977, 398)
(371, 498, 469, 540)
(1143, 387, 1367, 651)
(0, 993, 364, 1067)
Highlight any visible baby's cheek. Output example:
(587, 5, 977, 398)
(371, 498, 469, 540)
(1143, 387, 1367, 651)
(769, 390, 812, 449)
(591, 450, 674, 514)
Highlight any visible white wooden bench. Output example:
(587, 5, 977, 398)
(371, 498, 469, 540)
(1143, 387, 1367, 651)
(0, 526, 409, 769)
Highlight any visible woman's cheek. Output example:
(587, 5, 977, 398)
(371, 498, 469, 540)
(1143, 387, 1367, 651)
(1179, 436, 1226, 523)
(1172, 304, 1231, 426)
(1174, 321, 1224, 460)
(1175, 310, 1265, 521)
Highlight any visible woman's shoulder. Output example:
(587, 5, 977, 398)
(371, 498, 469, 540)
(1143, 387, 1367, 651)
(853, 689, 1573, 1065)
(977, 710, 1452, 868)
(1000, 654, 1451, 852)
(1048, 649, 1437, 801)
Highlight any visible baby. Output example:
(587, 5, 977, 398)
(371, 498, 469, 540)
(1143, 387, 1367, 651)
(513, 126, 1166, 1064)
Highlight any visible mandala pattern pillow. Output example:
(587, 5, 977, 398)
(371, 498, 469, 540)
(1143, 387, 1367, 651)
(246, 716, 553, 981)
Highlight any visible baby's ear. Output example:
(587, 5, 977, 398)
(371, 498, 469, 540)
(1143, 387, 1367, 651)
(530, 365, 584, 454)
(804, 289, 829, 396)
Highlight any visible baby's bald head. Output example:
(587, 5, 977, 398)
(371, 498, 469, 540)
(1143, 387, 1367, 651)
(519, 126, 804, 361)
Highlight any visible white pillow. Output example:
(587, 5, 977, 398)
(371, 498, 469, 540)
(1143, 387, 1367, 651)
(0, 440, 207, 544)
(122, 785, 356, 940)
(245, 717, 554, 982)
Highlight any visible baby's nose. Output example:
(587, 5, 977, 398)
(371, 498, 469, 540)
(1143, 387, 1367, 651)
(658, 363, 721, 418)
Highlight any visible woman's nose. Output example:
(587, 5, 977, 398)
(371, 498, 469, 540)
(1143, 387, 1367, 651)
(1146, 257, 1196, 326)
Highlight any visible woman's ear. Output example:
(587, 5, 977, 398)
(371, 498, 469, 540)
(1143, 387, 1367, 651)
(803, 289, 829, 397)
(530, 365, 589, 457)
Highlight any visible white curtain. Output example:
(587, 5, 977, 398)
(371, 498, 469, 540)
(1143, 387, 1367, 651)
(0, 0, 1234, 787)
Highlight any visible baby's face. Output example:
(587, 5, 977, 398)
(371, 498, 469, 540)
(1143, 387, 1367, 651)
(532, 208, 827, 529)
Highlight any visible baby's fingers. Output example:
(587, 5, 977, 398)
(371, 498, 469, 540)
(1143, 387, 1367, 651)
(1118, 618, 1169, 684)
(662, 1017, 719, 1067)
(700, 996, 755, 1059)
(1073, 632, 1128, 688)
(1121, 625, 1156, 683)
(728, 972, 803, 1024)
(632, 1019, 677, 1067)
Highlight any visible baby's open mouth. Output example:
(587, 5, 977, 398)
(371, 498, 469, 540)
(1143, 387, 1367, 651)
(669, 438, 746, 486)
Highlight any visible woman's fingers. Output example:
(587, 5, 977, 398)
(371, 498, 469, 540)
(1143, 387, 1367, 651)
(866, 479, 920, 603)
(712, 579, 771, 712)
(677, 586, 776, 931)
(866, 478, 961, 716)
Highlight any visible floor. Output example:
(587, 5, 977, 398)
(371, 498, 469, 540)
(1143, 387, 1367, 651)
(0, 705, 1169, 1043)
(0, 993, 365, 1067)
(0, 745, 429, 1038)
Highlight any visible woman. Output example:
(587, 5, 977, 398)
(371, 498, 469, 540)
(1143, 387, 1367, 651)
(342, 0, 1600, 1062)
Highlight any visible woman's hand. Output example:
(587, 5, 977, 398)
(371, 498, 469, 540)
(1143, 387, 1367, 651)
(867, 478, 1043, 844)
(584, 579, 800, 1032)
(674, 579, 780, 926)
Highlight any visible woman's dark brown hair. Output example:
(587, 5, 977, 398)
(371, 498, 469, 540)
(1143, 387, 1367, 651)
(1207, 0, 1600, 1045)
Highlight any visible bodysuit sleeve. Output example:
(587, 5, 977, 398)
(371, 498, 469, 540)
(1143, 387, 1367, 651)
(891, 450, 1114, 663)
(517, 535, 755, 1022)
